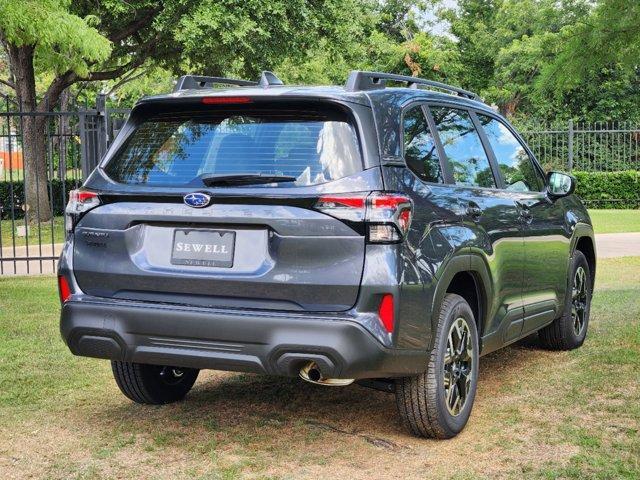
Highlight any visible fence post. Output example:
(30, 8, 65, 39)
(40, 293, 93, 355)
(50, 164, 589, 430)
(78, 111, 91, 180)
(567, 119, 574, 172)
(95, 93, 108, 161)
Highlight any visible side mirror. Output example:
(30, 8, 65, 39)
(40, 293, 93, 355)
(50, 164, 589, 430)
(547, 171, 576, 198)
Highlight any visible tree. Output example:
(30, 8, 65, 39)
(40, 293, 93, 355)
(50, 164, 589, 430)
(438, 0, 502, 94)
(0, 0, 111, 221)
(433, 0, 640, 122)
(539, 0, 640, 90)
(0, 0, 377, 222)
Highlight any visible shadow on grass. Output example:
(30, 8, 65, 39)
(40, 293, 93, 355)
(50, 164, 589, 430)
(85, 336, 552, 452)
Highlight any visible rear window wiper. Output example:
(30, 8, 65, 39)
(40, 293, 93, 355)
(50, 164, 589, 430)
(200, 173, 297, 187)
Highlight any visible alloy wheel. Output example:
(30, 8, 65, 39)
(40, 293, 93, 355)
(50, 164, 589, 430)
(443, 317, 474, 416)
(572, 266, 588, 336)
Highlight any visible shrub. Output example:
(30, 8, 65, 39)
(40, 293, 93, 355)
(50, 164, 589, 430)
(2, 172, 638, 218)
(573, 171, 640, 209)
(0, 179, 79, 220)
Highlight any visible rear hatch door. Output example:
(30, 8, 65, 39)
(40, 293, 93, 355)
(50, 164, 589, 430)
(73, 99, 381, 312)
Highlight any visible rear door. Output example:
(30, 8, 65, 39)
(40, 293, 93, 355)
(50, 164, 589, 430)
(73, 100, 380, 312)
(477, 113, 570, 332)
(428, 105, 526, 343)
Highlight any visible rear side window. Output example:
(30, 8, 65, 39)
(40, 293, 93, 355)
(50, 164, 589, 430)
(104, 105, 362, 187)
(431, 107, 496, 188)
(478, 115, 544, 192)
(402, 105, 444, 183)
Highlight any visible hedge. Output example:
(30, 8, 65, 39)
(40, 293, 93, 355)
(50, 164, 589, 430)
(574, 170, 640, 209)
(1, 171, 638, 218)
(0, 179, 79, 220)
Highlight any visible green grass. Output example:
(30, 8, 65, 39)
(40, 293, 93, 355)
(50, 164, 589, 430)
(0, 209, 636, 250)
(0, 215, 65, 248)
(589, 209, 640, 234)
(1, 260, 639, 479)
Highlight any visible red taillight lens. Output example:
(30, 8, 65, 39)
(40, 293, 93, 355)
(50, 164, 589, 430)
(378, 294, 395, 333)
(315, 194, 367, 222)
(65, 189, 100, 233)
(58, 275, 72, 303)
(316, 195, 366, 209)
(202, 96, 253, 105)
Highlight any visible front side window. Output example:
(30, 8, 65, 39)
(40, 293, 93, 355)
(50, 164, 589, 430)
(478, 115, 544, 192)
(431, 107, 496, 188)
(104, 105, 362, 187)
(402, 105, 443, 183)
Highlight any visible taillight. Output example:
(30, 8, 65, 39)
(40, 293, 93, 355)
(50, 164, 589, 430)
(378, 294, 395, 333)
(65, 189, 100, 233)
(58, 275, 72, 303)
(367, 193, 412, 242)
(314, 194, 367, 222)
(314, 192, 412, 243)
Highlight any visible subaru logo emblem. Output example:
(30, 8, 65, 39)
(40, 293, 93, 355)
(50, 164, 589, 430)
(183, 192, 211, 208)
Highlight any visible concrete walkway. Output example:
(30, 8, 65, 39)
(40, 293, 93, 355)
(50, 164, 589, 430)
(1, 243, 63, 276)
(0, 233, 638, 276)
(595, 232, 640, 258)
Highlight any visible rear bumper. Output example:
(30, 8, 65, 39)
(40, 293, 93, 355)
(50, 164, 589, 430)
(60, 297, 427, 379)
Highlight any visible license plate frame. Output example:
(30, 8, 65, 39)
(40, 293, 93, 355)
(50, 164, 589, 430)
(170, 229, 235, 268)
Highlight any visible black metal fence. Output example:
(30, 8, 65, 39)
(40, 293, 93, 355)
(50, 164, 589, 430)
(1, 103, 639, 275)
(0, 95, 128, 275)
(518, 120, 640, 172)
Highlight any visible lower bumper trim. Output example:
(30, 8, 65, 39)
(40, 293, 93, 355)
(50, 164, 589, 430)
(60, 298, 427, 379)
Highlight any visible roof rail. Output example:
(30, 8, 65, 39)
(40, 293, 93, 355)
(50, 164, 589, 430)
(258, 71, 284, 87)
(173, 71, 284, 92)
(345, 70, 479, 100)
(173, 75, 257, 92)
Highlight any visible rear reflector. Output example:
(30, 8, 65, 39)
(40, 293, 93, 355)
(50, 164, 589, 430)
(58, 275, 72, 303)
(202, 96, 253, 105)
(378, 294, 395, 333)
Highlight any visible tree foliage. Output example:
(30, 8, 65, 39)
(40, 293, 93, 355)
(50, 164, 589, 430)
(438, 0, 640, 122)
(0, 0, 111, 78)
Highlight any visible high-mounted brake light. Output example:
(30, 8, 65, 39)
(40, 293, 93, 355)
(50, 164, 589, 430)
(201, 96, 253, 105)
(378, 294, 395, 333)
(65, 189, 101, 233)
(58, 275, 72, 303)
(314, 192, 412, 243)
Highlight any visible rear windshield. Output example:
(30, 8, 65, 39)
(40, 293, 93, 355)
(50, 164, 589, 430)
(104, 105, 363, 187)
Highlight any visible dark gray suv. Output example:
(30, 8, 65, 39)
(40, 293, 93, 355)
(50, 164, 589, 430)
(58, 71, 596, 438)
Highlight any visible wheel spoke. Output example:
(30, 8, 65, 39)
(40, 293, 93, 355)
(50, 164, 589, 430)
(446, 335, 455, 364)
(448, 383, 458, 411)
(457, 330, 468, 356)
(454, 321, 464, 350)
(453, 381, 463, 414)
(444, 369, 452, 388)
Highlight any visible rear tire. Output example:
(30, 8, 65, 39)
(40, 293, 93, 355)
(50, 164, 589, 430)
(111, 361, 199, 405)
(538, 250, 591, 351)
(395, 294, 479, 439)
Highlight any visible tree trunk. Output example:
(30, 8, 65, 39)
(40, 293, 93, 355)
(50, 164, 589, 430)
(21, 115, 52, 222)
(6, 43, 53, 223)
(499, 95, 521, 118)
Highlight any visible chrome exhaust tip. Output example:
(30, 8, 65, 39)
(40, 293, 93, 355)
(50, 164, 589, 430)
(299, 361, 355, 387)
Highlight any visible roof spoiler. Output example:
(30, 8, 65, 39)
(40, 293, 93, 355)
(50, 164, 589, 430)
(344, 70, 479, 100)
(173, 71, 284, 92)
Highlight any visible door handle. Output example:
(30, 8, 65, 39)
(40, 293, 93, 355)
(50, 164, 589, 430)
(517, 202, 533, 221)
(466, 204, 483, 220)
